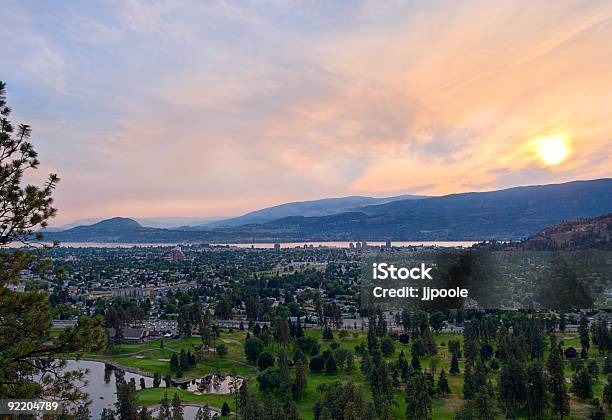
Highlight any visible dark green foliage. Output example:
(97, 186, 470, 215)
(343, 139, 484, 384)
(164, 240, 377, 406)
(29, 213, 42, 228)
(314, 382, 369, 420)
(216, 343, 228, 357)
(454, 386, 497, 420)
(572, 367, 593, 401)
(325, 353, 337, 374)
(294, 360, 307, 398)
(244, 336, 264, 364)
(406, 370, 432, 420)
(257, 351, 275, 370)
(498, 357, 527, 411)
(115, 381, 138, 419)
(172, 392, 184, 420)
(526, 361, 547, 419)
(603, 374, 612, 408)
(450, 353, 460, 375)
(380, 336, 395, 357)
(221, 401, 230, 417)
(547, 341, 570, 418)
(564, 347, 577, 359)
(436, 369, 451, 396)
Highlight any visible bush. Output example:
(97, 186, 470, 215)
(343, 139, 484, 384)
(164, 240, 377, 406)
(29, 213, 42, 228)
(216, 343, 228, 357)
(309, 355, 325, 372)
(565, 347, 578, 359)
(257, 351, 275, 370)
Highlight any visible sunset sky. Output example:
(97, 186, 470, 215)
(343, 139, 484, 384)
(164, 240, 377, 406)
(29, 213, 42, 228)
(1, 0, 611, 225)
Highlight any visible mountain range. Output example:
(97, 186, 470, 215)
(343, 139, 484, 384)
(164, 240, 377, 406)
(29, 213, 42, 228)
(43, 178, 612, 243)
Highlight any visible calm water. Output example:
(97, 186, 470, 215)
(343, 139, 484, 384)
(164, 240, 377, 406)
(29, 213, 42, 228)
(56, 360, 226, 419)
(53, 360, 152, 417)
(29, 240, 477, 249)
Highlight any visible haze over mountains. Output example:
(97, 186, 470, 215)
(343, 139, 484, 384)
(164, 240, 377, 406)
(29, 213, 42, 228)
(43, 179, 612, 243)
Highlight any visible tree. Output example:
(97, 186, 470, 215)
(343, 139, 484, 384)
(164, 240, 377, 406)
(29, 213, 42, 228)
(171, 392, 184, 420)
(244, 336, 264, 364)
(221, 401, 231, 417)
(406, 371, 432, 420)
(158, 392, 172, 420)
(257, 351, 275, 370)
(0, 81, 105, 408)
(101, 408, 116, 420)
(170, 353, 180, 371)
(153, 372, 161, 388)
(164, 374, 172, 388)
(140, 377, 146, 389)
(572, 367, 593, 401)
(369, 348, 394, 417)
(294, 360, 307, 398)
(115, 382, 138, 419)
(437, 369, 451, 396)
(498, 357, 527, 412)
(195, 406, 211, 420)
(216, 343, 228, 357)
(547, 341, 570, 418)
(455, 386, 497, 420)
(526, 361, 547, 419)
(325, 352, 337, 374)
(380, 337, 395, 357)
(603, 374, 612, 408)
(450, 353, 460, 375)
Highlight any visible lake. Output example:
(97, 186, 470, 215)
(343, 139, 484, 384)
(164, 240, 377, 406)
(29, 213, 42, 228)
(29, 240, 477, 249)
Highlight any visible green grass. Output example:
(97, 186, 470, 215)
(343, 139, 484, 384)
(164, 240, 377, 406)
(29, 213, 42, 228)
(93, 328, 609, 419)
(136, 387, 236, 412)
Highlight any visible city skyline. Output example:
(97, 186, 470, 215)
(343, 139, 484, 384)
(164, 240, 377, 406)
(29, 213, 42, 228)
(1, 0, 611, 224)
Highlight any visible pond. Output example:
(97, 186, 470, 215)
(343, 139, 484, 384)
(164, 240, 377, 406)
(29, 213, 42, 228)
(57, 360, 233, 418)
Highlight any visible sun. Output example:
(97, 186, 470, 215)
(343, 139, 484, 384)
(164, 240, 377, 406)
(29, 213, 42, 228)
(534, 134, 571, 166)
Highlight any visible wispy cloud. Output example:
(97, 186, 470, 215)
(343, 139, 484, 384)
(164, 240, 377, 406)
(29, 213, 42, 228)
(0, 0, 610, 224)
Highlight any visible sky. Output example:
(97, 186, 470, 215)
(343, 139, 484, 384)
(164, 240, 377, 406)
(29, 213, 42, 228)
(1, 0, 611, 225)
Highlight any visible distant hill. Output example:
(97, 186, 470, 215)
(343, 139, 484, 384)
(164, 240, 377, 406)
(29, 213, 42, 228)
(200, 195, 425, 228)
(48, 216, 223, 230)
(44, 179, 612, 243)
(515, 213, 612, 250)
(234, 178, 612, 241)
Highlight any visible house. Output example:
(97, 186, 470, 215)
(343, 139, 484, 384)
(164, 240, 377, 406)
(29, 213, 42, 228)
(123, 327, 147, 344)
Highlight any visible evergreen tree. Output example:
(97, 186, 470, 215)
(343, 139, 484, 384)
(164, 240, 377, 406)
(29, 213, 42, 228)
(194, 406, 211, 420)
(450, 353, 460, 375)
(325, 353, 337, 374)
(572, 367, 593, 401)
(164, 374, 172, 388)
(406, 371, 432, 420)
(153, 372, 161, 388)
(369, 348, 394, 417)
(158, 393, 172, 420)
(221, 401, 231, 417)
(0, 81, 105, 403)
(603, 374, 612, 408)
(436, 369, 451, 396)
(294, 360, 307, 398)
(115, 381, 138, 420)
(526, 361, 547, 419)
(498, 357, 527, 412)
(170, 353, 179, 371)
(547, 342, 570, 418)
